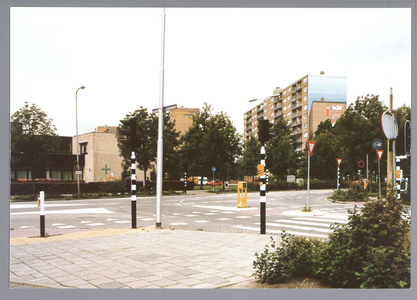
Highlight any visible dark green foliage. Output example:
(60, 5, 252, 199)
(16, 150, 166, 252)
(329, 182, 369, 202)
(253, 192, 411, 288)
(253, 233, 326, 283)
(322, 191, 410, 288)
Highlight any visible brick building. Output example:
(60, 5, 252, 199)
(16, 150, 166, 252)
(244, 72, 347, 151)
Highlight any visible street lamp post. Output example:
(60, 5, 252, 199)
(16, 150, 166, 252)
(75, 86, 85, 199)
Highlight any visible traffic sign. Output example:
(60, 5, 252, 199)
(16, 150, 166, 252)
(75, 171, 82, 175)
(376, 149, 384, 161)
(372, 138, 383, 150)
(381, 111, 398, 140)
(212, 166, 216, 172)
(336, 158, 342, 167)
(307, 141, 316, 156)
(358, 160, 365, 168)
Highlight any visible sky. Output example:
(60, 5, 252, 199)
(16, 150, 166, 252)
(10, 7, 412, 137)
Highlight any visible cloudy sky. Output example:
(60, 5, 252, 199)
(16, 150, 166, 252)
(10, 7, 411, 137)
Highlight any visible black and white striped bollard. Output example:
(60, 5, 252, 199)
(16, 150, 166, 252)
(260, 144, 266, 234)
(131, 151, 136, 229)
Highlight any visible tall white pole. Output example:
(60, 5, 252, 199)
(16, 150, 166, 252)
(156, 8, 166, 228)
(75, 86, 85, 199)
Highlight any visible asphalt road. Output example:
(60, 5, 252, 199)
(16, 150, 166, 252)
(10, 189, 363, 238)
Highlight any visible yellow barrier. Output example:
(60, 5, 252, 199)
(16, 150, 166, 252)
(237, 181, 247, 208)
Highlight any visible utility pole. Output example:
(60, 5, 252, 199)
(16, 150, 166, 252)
(387, 88, 393, 188)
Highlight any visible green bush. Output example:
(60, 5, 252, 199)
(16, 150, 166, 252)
(329, 182, 369, 202)
(253, 191, 411, 288)
(321, 191, 411, 288)
(98, 180, 126, 194)
(253, 233, 326, 283)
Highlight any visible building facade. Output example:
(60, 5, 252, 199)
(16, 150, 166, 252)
(167, 106, 199, 136)
(244, 72, 347, 151)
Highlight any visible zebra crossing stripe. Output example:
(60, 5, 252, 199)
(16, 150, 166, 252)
(258, 222, 333, 233)
(275, 219, 335, 228)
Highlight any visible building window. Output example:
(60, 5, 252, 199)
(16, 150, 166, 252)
(303, 96, 307, 102)
(303, 78, 307, 83)
(283, 90, 286, 95)
(304, 105, 308, 111)
(332, 105, 342, 110)
(304, 123, 308, 128)
(80, 142, 88, 154)
(326, 107, 330, 117)
(304, 114, 307, 119)
(304, 132, 308, 137)
(283, 106, 287, 111)
(303, 87, 307, 92)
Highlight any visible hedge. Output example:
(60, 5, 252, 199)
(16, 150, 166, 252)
(10, 179, 196, 197)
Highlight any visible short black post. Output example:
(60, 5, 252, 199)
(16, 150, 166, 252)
(40, 191, 45, 237)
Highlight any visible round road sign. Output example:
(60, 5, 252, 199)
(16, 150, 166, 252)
(212, 166, 216, 172)
(381, 111, 398, 140)
(372, 138, 383, 150)
(358, 160, 365, 168)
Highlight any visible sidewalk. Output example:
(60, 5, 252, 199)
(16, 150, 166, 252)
(10, 227, 273, 289)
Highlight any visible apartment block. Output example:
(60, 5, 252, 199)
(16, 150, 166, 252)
(169, 106, 199, 136)
(244, 72, 346, 151)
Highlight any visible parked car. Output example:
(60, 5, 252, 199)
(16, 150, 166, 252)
(206, 180, 223, 186)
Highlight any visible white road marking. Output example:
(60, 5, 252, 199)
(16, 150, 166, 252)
(293, 217, 348, 224)
(194, 220, 211, 223)
(169, 223, 188, 226)
(52, 223, 65, 226)
(256, 222, 333, 233)
(234, 216, 252, 219)
(114, 220, 131, 224)
(11, 208, 114, 215)
(184, 215, 198, 217)
(56, 225, 76, 229)
(231, 225, 328, 238)
(194, 205, 257, 211)
(19, 226, 34, 229)
(86, 223, 105, 226)
(10, 203, 91, 209)
(215, 218, 233, 221)
(275, 219, 334, 228)
(107, 219, 118, 221)
(80, 221, 93, 224)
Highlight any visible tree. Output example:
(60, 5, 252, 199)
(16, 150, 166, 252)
(178, 103, 242, 189)
(238, 134, 261, 177)
(265, 116, 298, 180)
(117, 107, 179, 191)
(11, 102, 60, 179)
(333, 95, 388, 179)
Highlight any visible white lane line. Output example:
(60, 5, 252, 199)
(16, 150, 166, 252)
(184, 215, 198, 217)
(19, 226, 34, 229)
(235, 216, 252, 219)
(107, 219, 118, 221)
(231, 225, 328, 238)
(139, 218, 155, 221)
(56, 225, 76, 229)
(11, 208, 114, 215)
(293, 217, 348, 224)
(194, 220, 211, 223)
(169, 223, 188, 226)
(10, 204, 91, 209)
(275, 219, 334, 228)
(80, 221, 93, 224)
(193, 205, 257, 211)
(114, 220, 130, 224)
(86, 223, 105, 226)
(215, 218, 233, 221)
(52, 223, 65, 226)
(256, 222, 333, 233)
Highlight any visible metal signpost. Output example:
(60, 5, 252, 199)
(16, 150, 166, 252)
(336, 157, 342, 190)
(307, 141, 316, 211)
(376, 150, 384, 198)
(212, 166, 216, 191)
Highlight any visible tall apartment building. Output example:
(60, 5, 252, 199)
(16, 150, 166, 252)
(244, 72, 347, 151)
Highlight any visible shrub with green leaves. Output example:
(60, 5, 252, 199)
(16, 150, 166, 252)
(329, 182, 369, 202)
(253, 232, 326, 283)
(321, 191, 410, 288)
(253, 191, 411, 288)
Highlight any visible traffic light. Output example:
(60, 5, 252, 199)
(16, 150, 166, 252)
(119, 118, 137, 150)
(258, 119, 274, 143)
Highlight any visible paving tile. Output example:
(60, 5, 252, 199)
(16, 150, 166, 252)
(96, 281, 128, 289)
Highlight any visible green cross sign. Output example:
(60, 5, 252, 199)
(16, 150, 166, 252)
(101, 164, 111, 175)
